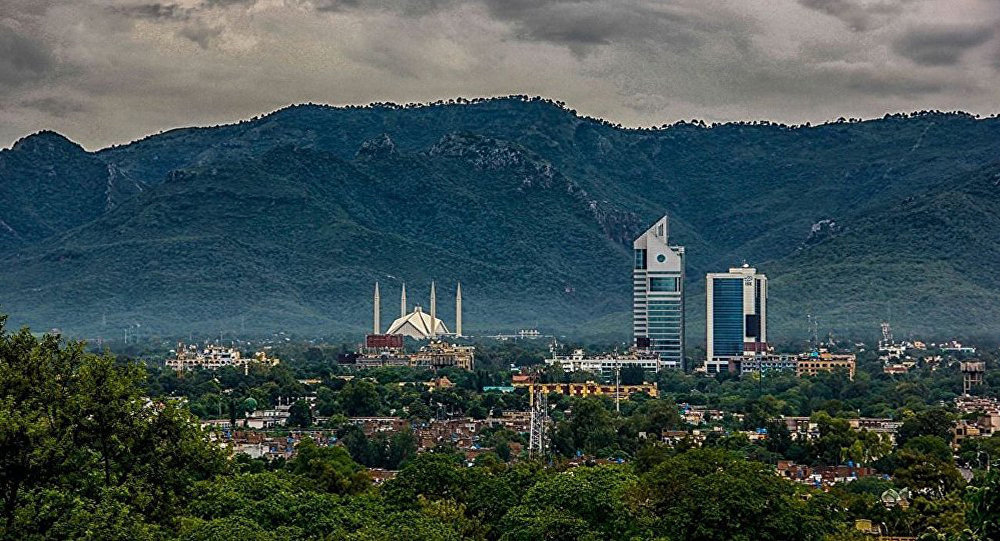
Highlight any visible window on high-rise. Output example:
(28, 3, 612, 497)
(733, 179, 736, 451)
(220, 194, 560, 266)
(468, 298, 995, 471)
(712, 278, 743, 357)
(649, 277, 678, 292)
(634, 249, 647, 270)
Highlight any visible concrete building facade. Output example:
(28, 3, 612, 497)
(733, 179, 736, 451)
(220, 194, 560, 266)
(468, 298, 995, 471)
(633, 216, 685, 370)
(706, 265, 767, 374)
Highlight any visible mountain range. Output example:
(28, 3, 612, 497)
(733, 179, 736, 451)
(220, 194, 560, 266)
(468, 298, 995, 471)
(2, 97, 999, 343)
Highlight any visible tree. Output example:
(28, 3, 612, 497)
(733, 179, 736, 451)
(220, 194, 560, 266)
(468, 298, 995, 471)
(1, 317, 227, 537)
(902, 436, 953, 463)
(639, 448, 841, 541)
(897, 409, 954, 446)
(0, 321, 80, 531)
(966, 469, 1000, 540)
(287, 399, 313, 428)
(495, 440, 512, 462)
(340, 380, 381, 417)
(381, 453, 467, 508)
(340, 425, 378, 467)
(500, 466, 642, 541)
(386, 429, 418, 469)
(566, 397, 617, 456)
(634, 399, 682, 435)
(891, 448, 964, 498)
(285, 437, 369, 495)
(809, 411, 856, 465)
(620, 365, 645, 385)
(74, 354, 149, 487)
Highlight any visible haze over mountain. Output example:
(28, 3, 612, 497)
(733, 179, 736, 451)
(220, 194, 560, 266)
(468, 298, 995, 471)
(2, 97, 999, 342)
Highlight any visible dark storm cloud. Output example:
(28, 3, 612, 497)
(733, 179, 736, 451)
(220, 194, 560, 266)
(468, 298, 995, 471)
(112, 0, 256, 21)
(20, 96, 89, 117)
(308, 0, 456, 16)
(0, 25, 56, 89)
(112, 3, 193, 21)
(200, 0, 258, 6)
(1, 0, 999, 149)
(892, 24, 995, 66)
(797, 0, 911, 31)
(479, 0, 722, 50)
(178, 22, 224, 48)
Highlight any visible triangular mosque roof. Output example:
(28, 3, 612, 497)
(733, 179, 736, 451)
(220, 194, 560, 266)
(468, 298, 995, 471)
(385, 306, 450, 339)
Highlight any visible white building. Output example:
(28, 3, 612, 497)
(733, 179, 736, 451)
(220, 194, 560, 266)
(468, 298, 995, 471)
(165, 343, 279, 373)
(633, 215, 685, 370)
(385, 306, 449, 340)
(706, 265, 767, 374)
(546, 348, 662, 378)
(378, 281, 461, 340)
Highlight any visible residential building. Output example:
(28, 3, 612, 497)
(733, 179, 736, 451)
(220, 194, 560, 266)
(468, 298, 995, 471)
(545, 347, 662, 378)
(410, 340, 476, 370)
(729, 353, 797, 375)
(513, 380, 658, 405)
(942, 341, 976, 355)
(796, 350, 856, 379)
(633, 215, 685, 370)
(706, 264, 767, 374)
(165, 343, 279, 372)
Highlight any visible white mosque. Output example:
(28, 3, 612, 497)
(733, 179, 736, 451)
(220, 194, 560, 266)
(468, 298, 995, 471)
(372, 281, 462, 340)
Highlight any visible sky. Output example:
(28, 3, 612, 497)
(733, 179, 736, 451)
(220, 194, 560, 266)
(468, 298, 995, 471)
(1, 0, 999, 150)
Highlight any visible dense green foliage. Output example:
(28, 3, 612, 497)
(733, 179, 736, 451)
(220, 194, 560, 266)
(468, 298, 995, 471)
(3, 98, 1000, 339)
(4, 319, 1000, 539)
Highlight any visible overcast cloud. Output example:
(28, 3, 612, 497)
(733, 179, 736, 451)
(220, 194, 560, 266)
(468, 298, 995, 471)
(1, 0, 999, 149)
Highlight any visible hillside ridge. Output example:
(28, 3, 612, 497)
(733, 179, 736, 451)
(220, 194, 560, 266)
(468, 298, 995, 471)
(2, 99, 999, 341)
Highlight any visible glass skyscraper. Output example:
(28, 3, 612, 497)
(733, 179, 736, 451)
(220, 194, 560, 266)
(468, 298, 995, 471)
(706, 265, 767, 374)
(633, 216, 685, 370)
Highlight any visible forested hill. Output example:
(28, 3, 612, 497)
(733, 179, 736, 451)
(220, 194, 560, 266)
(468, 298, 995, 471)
(2, 97, 999, 340)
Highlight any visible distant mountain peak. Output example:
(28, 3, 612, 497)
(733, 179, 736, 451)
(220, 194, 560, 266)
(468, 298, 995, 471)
(9, 130, 84, 155)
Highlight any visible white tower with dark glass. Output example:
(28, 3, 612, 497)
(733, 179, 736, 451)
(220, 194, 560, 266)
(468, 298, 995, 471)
(455, 282, 462, 337)
(706, 265, 767, 374)
(633, 215, 685, 370)
(373, 282, 381, 334)
(400, 283, 407, 317)
(429, 281, 437, 338)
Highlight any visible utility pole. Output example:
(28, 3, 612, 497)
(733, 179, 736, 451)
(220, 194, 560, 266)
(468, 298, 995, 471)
(615, 360, 621, 413)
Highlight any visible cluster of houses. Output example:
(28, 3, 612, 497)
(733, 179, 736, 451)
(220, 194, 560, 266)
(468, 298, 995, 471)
(339, 337, 477, 371)
(203, 412, 532, 467)
(165, 342, 280, 373)
(953, 396, 1000, 446)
